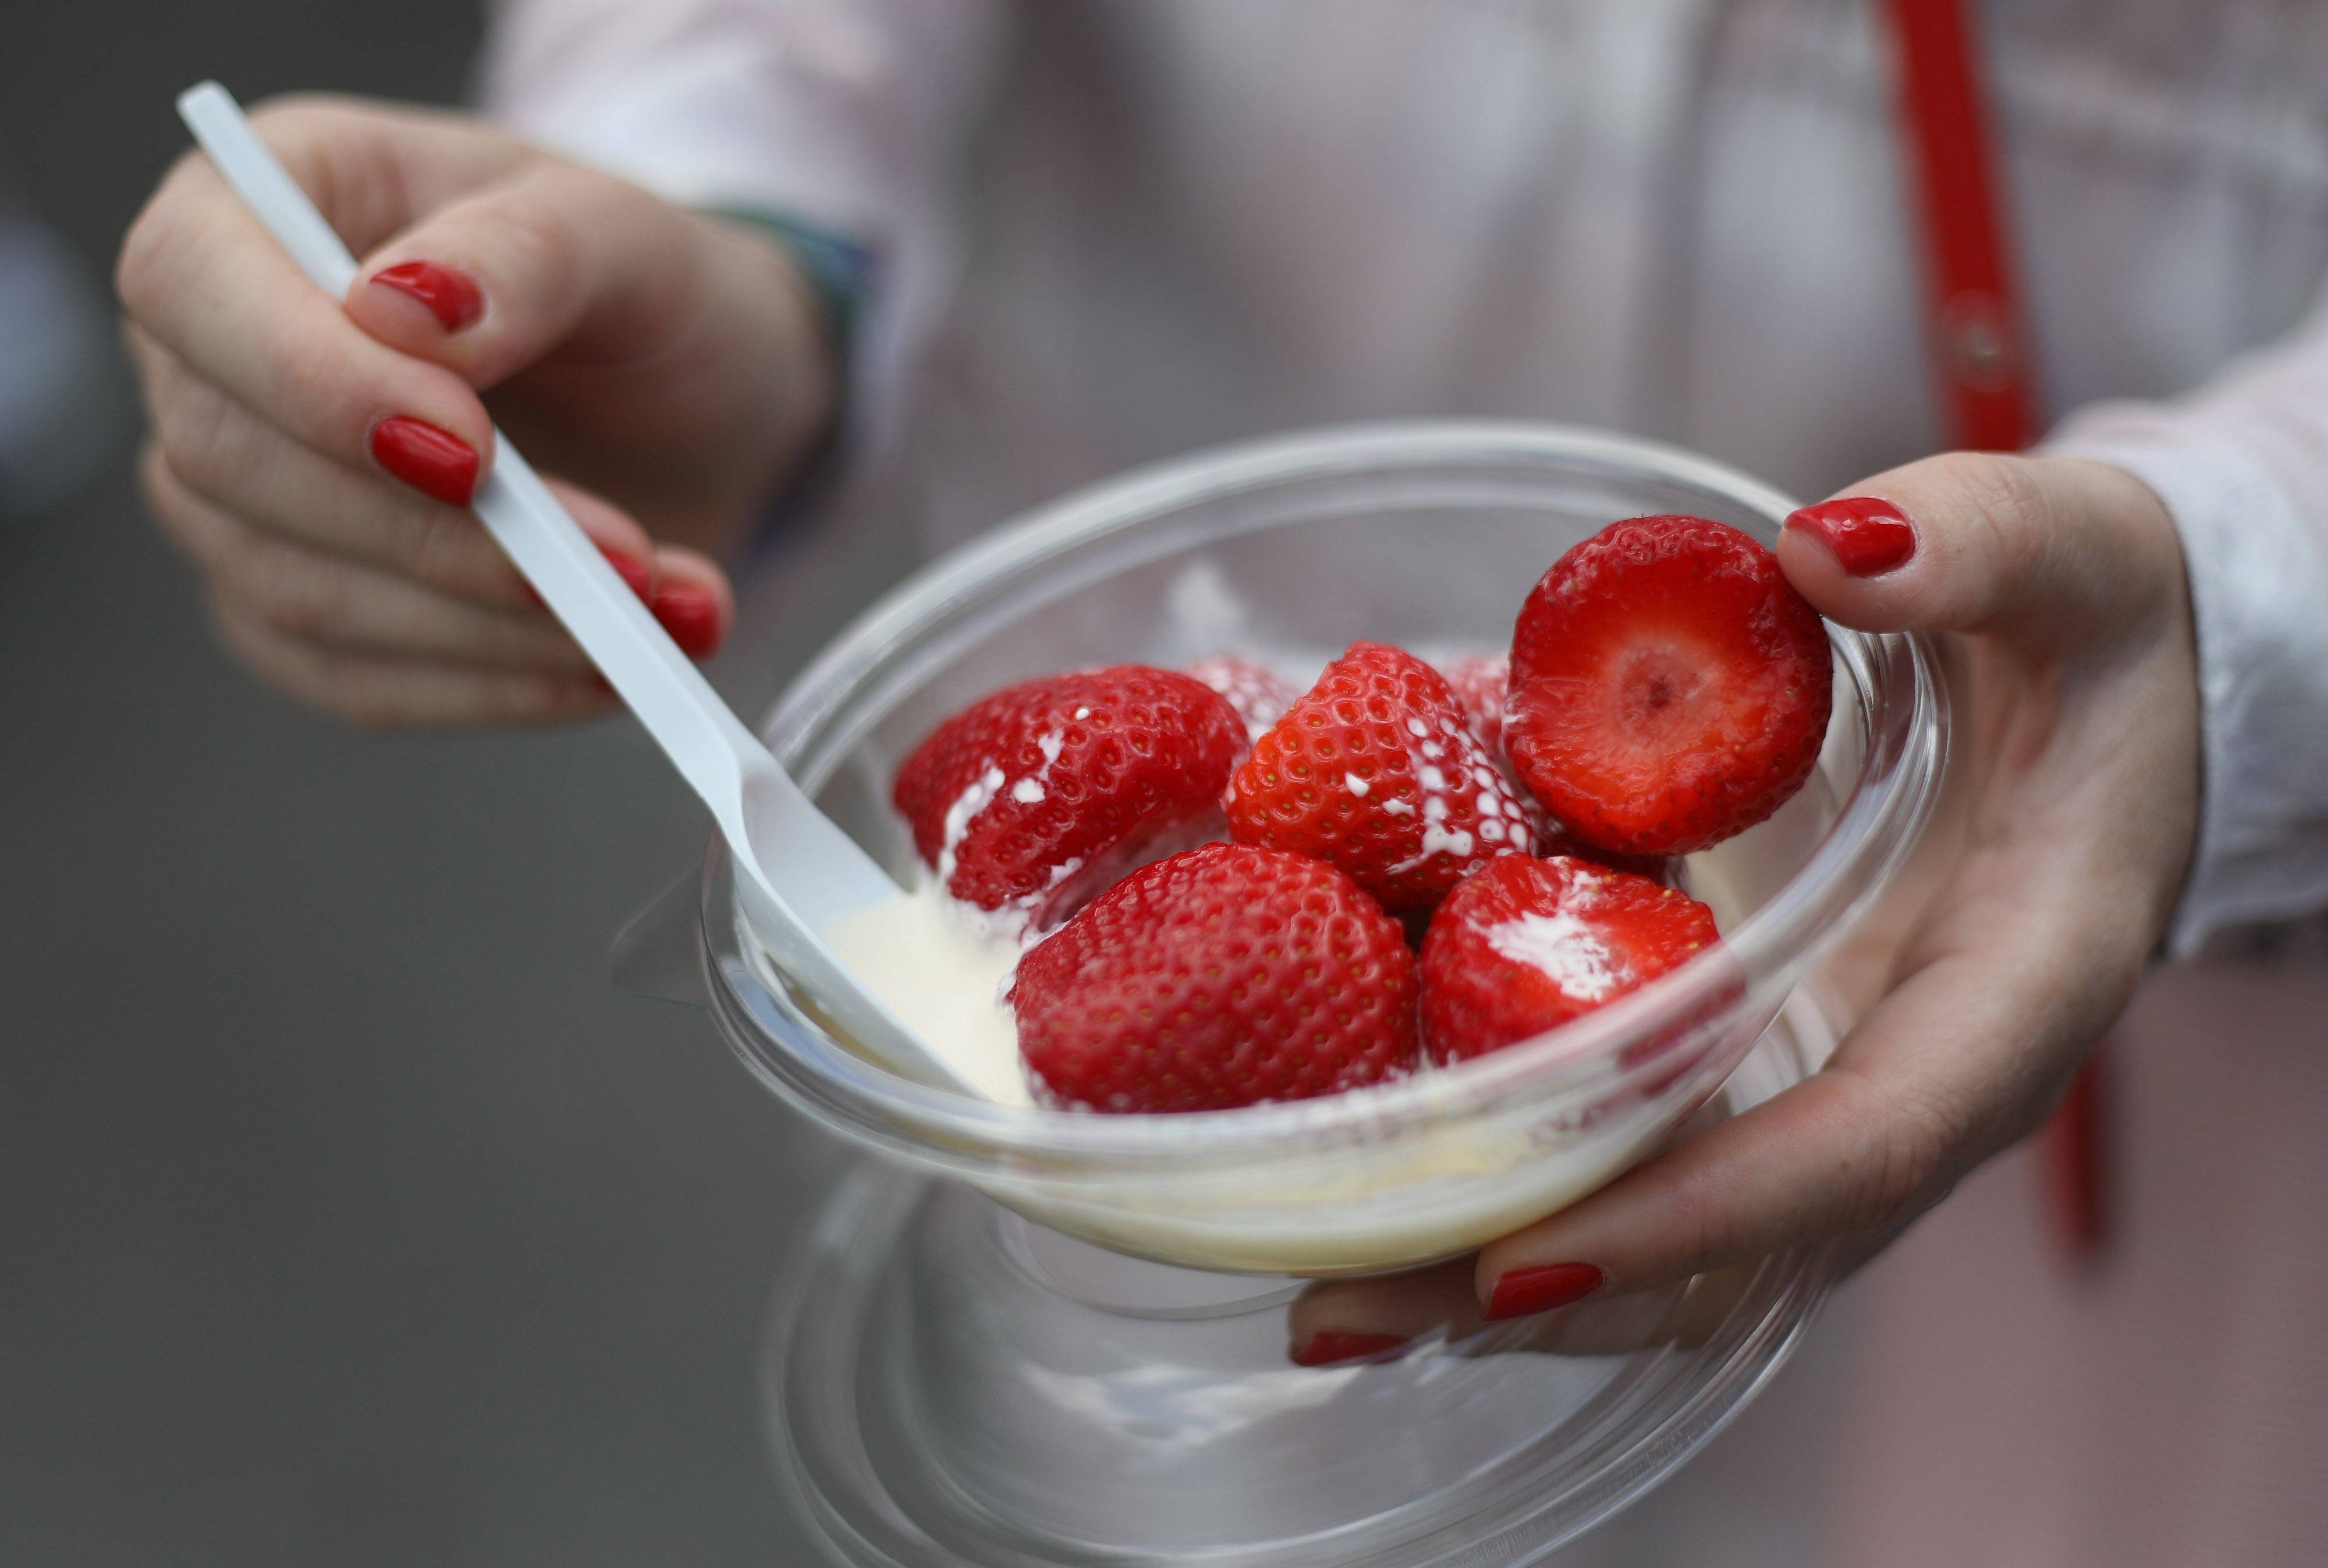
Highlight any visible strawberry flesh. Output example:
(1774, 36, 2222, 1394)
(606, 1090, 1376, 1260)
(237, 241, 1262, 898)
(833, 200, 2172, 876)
(1226, 642, 1533, 912)
(892, 666, 1246, 928)
(1418, 854, 1720, 1065)
(1014, 843, 1419, 1112)
(1504, 515, 1831, 856)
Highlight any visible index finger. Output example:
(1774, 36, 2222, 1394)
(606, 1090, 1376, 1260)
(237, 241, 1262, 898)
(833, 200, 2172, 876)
(118, 99, 521, 496)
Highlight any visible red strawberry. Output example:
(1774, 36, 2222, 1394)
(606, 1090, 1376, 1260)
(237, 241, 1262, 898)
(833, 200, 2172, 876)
(1184, 654, 1301, 746)
(892, 666, 1246, 929)
(1425, 650, 1663, 883)
(1435, 651, 1509, 753)
(1504, 515, 1831, 856)
(1418, 855, 1720, 1065)
(1226, 642, 1533, 912)
(1013, 843, 1418, 1112)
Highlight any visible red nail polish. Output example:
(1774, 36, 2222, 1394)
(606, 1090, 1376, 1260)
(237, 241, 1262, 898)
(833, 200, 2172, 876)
(650, 582, 724, 661)
(1291, 1331, 1411, 1367)
(369, 260, 484, 332)
(1786, 497, 1917, 577)
(370, 417, 478, 507)
(1482, 1263, 1604, 1322)
(597, 543, 653, 602)
(519, 543, 652, 611)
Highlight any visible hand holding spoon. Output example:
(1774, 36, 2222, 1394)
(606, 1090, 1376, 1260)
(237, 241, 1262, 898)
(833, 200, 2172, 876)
(175, 81, 971, 1094)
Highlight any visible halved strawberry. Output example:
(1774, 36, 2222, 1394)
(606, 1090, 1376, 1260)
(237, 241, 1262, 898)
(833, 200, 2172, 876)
(1418, 855, 1720, 1065)
(1504, 515, 1831, 856)
(892, 666, 1246, 929)
(1184, 654, 1301, 746)
(1226, 642, 1533, 912)
(1013, 843, 1418, 1112)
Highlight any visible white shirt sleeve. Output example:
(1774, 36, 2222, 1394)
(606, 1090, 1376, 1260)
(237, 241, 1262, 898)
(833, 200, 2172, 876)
(481, 0, 1009, 463)
(2045, 291, 2328, 956)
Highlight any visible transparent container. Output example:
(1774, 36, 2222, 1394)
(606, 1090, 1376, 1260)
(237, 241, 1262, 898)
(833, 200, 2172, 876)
(701, 422, 1946, 1276)
(643, 421, 1948, 1566)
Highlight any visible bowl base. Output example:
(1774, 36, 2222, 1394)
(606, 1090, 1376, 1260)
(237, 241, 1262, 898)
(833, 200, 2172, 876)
(762, 993, 1839, 1567)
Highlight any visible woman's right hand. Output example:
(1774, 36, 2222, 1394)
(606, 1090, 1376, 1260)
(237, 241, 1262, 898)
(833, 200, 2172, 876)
(118, 95, 839, 728)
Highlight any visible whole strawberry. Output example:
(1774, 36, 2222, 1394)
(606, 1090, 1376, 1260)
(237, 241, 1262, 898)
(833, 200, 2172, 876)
(1014, 843, 1419, 1112)
(1184, 654, 1301, 746)
(1226, 642, 1533, 912)
(1504, 515, 1832, 857)
(892, 666, 1246, 928)
(1419, 855, 1720, 1065)
(1435, 651, 1509, 753)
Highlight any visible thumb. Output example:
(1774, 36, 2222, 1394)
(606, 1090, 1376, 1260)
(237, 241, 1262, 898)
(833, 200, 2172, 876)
(1776, 451, 2184, 656)
(343, 156, 709, 394)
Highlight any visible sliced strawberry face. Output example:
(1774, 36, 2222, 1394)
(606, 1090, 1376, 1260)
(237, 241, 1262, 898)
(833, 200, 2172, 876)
(1184, 654, 1301, 747)
(1428, 650, 1673, 882)
(1418, 854, 1720, 1065)
(891, 666, 1247, 929)
(1225, 642, 1534, 912)
(1504, 515, 1832, 857)
(1014, 843, 1418, 1112)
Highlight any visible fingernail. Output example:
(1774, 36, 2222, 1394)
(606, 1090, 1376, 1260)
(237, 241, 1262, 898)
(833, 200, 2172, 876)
(370, 416, 478, 507)
(369, 260, 484, 332)
(1785, 497, 1917, 577)
(1290, 1331, 1411, 1367)
(1482, 1262, 1604, 1322)
(598, 544, 653, 602)
(650, 581, 724, 661)
(520, 543, 654, 612)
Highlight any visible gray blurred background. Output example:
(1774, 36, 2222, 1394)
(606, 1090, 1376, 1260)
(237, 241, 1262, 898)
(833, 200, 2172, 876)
(0, 5, 1848, 1563)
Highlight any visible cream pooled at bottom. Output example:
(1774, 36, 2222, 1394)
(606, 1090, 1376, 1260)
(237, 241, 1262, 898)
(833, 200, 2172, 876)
(823, 877, 1034, 1107)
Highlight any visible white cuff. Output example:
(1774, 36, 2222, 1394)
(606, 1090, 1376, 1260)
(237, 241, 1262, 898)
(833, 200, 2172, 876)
(2044, 431, 2328, 955)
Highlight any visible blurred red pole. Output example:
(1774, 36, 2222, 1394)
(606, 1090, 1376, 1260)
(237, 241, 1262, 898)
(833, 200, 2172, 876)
(1888, 0, 2107, 1267)
(1885, 0, 2039, 451)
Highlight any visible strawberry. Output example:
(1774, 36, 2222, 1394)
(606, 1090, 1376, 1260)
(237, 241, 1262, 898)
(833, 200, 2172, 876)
(892, 666, 1246, 928)
(1013, 843, 1418, 1112)
(1225, 642, 1533, 912)
(1435, 651, 1509, 753)
(1504, 514, 1831, 856)
(1184, 653, 1301, 746)
(1418, 855, 1720, 1065)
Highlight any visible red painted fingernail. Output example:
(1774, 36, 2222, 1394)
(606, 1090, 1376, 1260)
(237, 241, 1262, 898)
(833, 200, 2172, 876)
(369, 260, 484, 332)
(1291, 1331, 1411, 1367)
(369, 417, 478, 507)
(1786, 497, 1917, 577)
(650, 581, 724, 661)
(598, 544, 653, 601)
(519, 543, 654, 611)
(1482, 1263, 1604, 1322)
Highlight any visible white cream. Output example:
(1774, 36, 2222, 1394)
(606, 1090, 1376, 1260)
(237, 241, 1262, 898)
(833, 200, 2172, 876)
(1483, 909, 1627, 1002)
(824, 877, 1035, 1107)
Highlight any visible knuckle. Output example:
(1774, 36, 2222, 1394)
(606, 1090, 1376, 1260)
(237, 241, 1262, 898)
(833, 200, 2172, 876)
(149, 374, 245, 502)
(395, 508, 504, 597)
(1851, 1083, 1963, 1235)
(236, 539, 342, 639)
(487, 186, 579, 300)
(116, 162, 204, 319)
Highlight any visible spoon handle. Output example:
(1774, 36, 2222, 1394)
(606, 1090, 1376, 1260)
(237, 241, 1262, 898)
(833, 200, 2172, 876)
(174, 83, 904, 933)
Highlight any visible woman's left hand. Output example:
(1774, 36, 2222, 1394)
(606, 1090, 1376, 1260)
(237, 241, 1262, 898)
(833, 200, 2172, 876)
(1290, 451, 2201, 1366)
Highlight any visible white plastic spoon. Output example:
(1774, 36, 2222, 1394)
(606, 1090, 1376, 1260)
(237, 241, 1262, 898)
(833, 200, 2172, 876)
(176, 81, 972, 1094)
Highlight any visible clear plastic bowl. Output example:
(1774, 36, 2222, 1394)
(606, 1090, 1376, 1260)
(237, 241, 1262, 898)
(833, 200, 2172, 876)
(701, 421, 1946, 1277)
